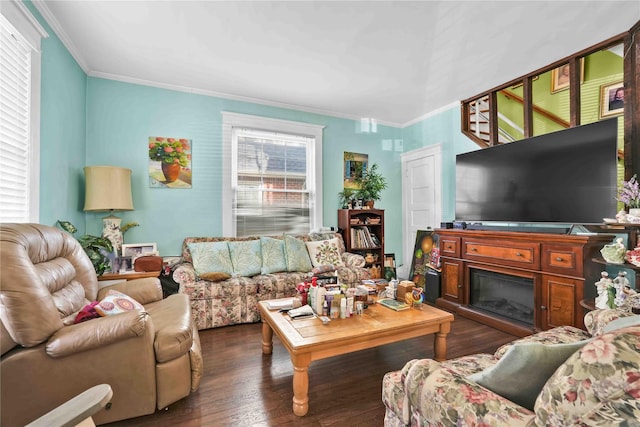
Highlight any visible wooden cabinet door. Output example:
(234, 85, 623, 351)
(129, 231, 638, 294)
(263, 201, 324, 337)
(441, 257, 464, 305)
(540, 274, 581, 329)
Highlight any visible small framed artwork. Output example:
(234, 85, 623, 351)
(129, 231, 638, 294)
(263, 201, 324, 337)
(122, 243, 158, 258)
(408, 230, 440, 288)
(600, 81, 624, 118)
(550, 60, 584, 93)
(343, 152, 368, 190)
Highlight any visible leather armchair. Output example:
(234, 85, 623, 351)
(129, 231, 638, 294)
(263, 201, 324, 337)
(0, 224, 203, 426)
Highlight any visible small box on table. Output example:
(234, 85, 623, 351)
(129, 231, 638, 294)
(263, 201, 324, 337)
(396, 281, 414, 302)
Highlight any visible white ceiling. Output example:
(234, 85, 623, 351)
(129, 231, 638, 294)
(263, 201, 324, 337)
(33, 1, 640, 127)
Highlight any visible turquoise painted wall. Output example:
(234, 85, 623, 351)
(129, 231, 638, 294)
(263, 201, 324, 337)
(85, 78, 403, 256)
(25, 1, 87, 229)
(403, 107, 478, 223)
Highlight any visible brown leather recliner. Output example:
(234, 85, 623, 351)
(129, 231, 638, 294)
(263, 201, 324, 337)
(0, 223, 203, 426)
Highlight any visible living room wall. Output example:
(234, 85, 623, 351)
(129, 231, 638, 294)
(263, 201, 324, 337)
(84, 79, 404, 256)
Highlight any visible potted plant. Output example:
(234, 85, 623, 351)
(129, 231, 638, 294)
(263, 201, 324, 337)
(57, 220, 113, 276)
(355, 163, 387, 208)
(338, 188, 356, 209)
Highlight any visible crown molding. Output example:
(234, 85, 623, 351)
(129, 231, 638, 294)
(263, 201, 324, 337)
(31, 0, 89, 72)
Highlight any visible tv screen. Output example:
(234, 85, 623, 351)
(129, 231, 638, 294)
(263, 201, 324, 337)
(455, 119, 618, 224)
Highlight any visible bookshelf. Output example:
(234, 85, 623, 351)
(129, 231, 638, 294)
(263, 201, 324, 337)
(338, 209, 384, 270)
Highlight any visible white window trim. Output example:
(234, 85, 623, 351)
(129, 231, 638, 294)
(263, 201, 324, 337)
(221, 112, 324, 236)
(1, 0, 48, 223)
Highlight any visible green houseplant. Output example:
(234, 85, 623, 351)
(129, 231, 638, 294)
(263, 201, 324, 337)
(355, 163, 387, 207)
(338, 188, 356, 209)
(57, 220, 113, 276)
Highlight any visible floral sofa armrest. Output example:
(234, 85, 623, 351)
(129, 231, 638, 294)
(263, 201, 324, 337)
(410, 365, 534, 426)
(341, 251, 365, 268)
(583, 308, 637, 336)
(172, 262, 197, 293)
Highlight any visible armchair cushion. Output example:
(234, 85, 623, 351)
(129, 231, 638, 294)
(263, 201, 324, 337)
(188, 241, 233, 277)
(603, 314, 640, 334)
(46, 310, 149, 358)
(228, 239, 262, 277)
(95, 290, 143, 317)
(468, 340, 590, 410)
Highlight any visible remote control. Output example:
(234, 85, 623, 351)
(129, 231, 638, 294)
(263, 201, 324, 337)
(319, 316, 330, 324)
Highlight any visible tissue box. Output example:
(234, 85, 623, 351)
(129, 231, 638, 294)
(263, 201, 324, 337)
(396, 281, 414, 302)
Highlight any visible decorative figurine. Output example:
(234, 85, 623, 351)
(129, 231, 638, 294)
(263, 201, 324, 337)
(595, 271, 613, 309)
(600, 238, 626, 264)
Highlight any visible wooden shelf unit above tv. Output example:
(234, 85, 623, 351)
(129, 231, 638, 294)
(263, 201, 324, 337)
(436, 228, 613, 336)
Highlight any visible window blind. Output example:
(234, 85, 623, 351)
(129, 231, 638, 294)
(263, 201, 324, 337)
(233, 127, 313, 237)
(0, 15, 31, 222)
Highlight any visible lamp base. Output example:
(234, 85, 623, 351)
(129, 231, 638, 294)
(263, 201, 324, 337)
(102, 214, 123, 255)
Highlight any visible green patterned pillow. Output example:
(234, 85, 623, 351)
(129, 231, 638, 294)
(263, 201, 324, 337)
(188, 241, 233, 277)
(228, 240, 262, 277)
(283, 235, 313, 272)
(305, 238, 344, 268)
(261, 237, 287, 274)
(467, 340, 590, 410)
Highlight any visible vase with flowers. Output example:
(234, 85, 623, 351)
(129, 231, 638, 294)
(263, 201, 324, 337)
(148, 137, 191, 183)
(616, 174, 640, 222)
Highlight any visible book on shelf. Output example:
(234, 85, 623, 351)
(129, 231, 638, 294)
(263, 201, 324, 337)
(378, 298, 410, 311)
(350, 226, 379, 249)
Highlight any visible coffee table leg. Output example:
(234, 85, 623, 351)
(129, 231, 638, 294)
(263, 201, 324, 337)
(291, 353, 311, 416)
(433, 321, 451, 361)
(261, 320, 273, 355)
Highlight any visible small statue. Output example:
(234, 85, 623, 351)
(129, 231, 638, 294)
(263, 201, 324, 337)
(613, 271, 631, 308)
(595, 271, 613, 309)
(600, 238, 626, 264)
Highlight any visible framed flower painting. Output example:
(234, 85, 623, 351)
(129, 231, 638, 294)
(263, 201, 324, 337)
(148, 136, 192, 188)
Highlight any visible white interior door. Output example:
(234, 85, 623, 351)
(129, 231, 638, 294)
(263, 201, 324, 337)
(399, 145, 442, 278)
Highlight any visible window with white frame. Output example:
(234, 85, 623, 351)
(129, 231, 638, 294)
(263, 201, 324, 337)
(222, 112, 324, 237)
(0, 3, 46, 223)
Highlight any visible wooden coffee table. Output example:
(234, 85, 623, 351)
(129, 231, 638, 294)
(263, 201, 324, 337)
(258, 299, 454, 416)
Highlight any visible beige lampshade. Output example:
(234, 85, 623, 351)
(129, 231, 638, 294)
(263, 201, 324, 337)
(84, 166, 134, 211)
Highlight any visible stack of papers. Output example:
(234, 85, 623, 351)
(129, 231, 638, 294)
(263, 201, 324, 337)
(265, 298, 295, 310)
(287, 305, 316, 320)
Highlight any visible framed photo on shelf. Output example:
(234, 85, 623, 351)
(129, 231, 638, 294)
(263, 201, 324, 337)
(600, 81, 624, 118)
(122, 243, 158, 258)
(114, 256, 133, 273)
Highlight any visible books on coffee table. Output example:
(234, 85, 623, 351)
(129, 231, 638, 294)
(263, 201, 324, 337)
(378, 298, 410, 311)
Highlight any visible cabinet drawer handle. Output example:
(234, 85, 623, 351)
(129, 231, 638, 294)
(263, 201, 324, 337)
(540, 305, 547, 310)
(515, 252, 522, 257)
(470, 247, 477, 252)
(457, 285, 462, 288)
(556, 257, 563, 261)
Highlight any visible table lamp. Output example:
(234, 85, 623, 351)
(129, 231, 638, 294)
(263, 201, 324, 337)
(84, 166, 134, 255)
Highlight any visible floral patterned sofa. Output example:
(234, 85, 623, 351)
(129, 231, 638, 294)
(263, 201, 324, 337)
(382, 308, 640, 426)
(172, 232, 370, 330)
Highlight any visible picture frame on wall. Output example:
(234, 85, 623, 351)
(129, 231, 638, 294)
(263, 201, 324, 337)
(550, 60, 584, 93)
(343, 152, 368, 190)
(600, 81, 624, 118)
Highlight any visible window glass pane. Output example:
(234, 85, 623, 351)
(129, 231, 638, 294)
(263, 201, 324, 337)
(235, 130, 311, 237)
(532, 66, 570, 137)
(497, 84, 525, 143)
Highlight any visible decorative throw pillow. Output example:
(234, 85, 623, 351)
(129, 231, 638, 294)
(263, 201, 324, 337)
(312, 264, 337, 274)
(305, 238, 344, 268)
(228, 240, 262, 277)
(95, 290, 144, 317)
(603, 314, 640, 334)
(261, 237, 287, 274)
(199, 272, 231, 282)
(188, 241, 233, 277)
(467, 340, 590, 410)
(283, 235, 313, 272)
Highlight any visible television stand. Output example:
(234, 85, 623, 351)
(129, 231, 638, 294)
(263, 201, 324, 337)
(465, 224, 570, 234)
(436, 228, 612, 335)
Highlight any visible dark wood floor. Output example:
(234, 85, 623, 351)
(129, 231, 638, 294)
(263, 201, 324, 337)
(104, 308, 516, 427)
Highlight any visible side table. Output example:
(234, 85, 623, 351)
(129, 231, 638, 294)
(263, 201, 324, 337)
(98, 271, 161, 288)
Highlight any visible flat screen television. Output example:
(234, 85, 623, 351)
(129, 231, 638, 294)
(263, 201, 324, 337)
(455, 118, 618, 225)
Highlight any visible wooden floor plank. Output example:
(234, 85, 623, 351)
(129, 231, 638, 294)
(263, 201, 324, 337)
(104, 310, 516, 426)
